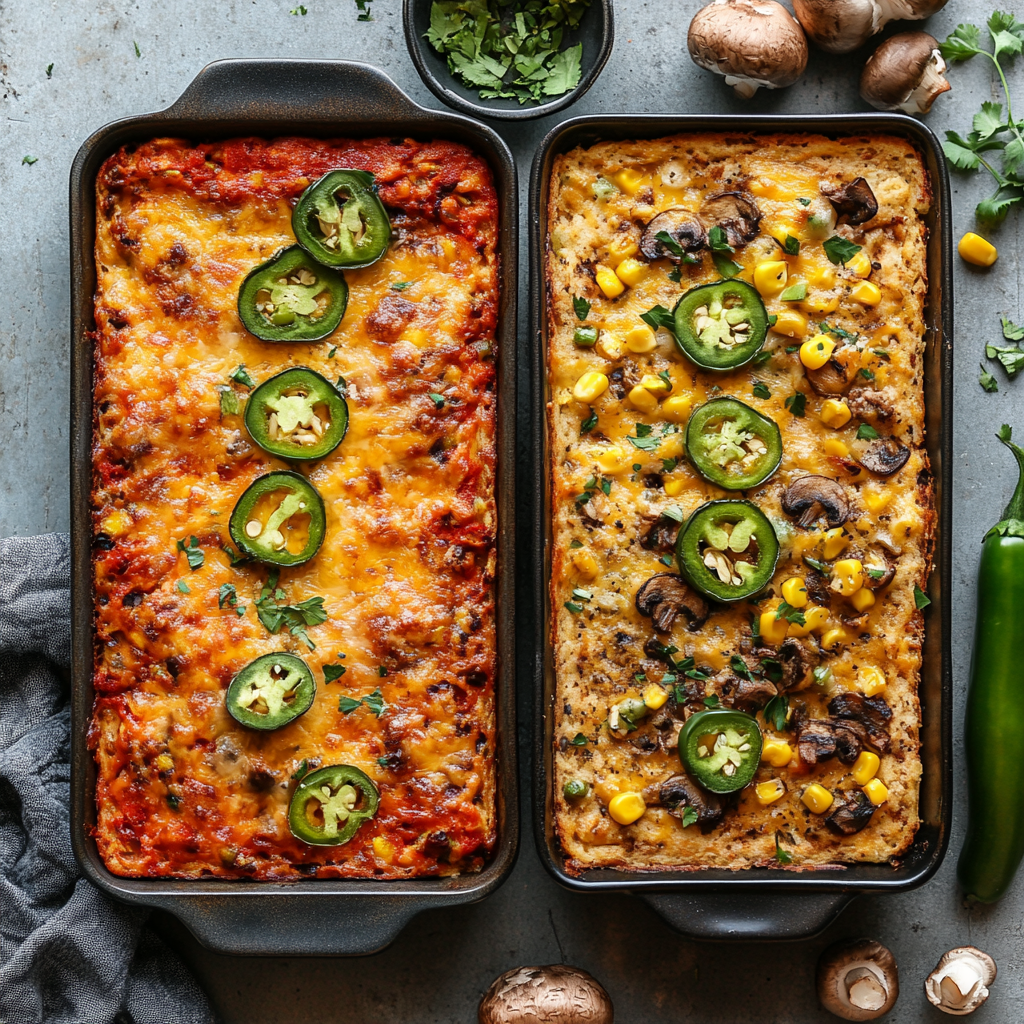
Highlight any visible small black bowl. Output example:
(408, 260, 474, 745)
(403, 0, 614, 122)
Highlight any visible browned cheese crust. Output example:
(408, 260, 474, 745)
(547, 133, 934, 873)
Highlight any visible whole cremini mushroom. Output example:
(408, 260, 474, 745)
(924, 947, 997, 1015)
(860, 32, 951, 113)
(817, 938, 900, 1020)
(478, 965, 613, 1024)
(687, 0, 809, 99)
(792, 0, 949, 54)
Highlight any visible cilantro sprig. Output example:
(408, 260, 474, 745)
(254, 569, 327, 650)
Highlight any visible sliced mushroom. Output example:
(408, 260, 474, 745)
(822, 178, 879, 226)
(640, 513, 681, 553)
(826, 790, 877, 836)
(660, 772, 725, 832)
(925, 947, 997, 1015)
(688, 0, 809, 99)
(807, 357, 852, 396)
(862, 552, 896, 591)
(793, 0, 949, 54)
(782, 476, 851, 529)
(777, 637, 818, 691)
(804, 569, 833, 608)
(846, 387, 894, 422)
(478, 965, 614, 1024)
(861, 32, 951, 114)
(858, 437, 910, 476)
(640, 208, 707, 261)
(828, 692, 892, 754)
(635, 574, 709, 633)
(797, 718, 863, 767)
(699, 191, 763, 247)
(817, 938, 899, 1021)
(732, 675, 779, 712)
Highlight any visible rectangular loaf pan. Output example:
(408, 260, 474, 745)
(529, 113, 953, 940)
(69, 58, 518, 957)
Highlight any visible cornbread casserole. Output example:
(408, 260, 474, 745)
(90, 136, 499, 879)
(547, 133, 934, 872)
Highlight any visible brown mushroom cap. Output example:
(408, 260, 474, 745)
(825, 790, 877, 836)
(700, 192, 763, 247)
(640, 209, 707, 261)
(817, 938, 900, 1020)
(861, 32, 951, 114)
(858, 437, 910, 476)
(924, 946, 997, 1015)
(688, 0, 809, 99)
(635, 573, 709, 632)
(479, 965, 614, 1024)
(822, 178, 878, 225)
(806, 357, 853, 395)
(782, 476, 851, 529)
(793, 0, 949, 54)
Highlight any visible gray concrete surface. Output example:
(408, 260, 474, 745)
(3, 0, 1024, 1020)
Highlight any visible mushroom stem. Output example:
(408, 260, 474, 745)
(861, 32, 951, 114)
(925, 947, 997, 1015)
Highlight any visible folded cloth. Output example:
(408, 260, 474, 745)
(0, 534, 218, 1024)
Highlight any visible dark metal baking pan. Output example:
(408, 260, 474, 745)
(529, 113, 953, 941)
(69, 58, 518, 957)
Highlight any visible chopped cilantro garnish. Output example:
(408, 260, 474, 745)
(785, 392, 807, 417)
(752, 382, 771, 400)
(822, 235, 862, 266)
(177, 536, 204, 570)
(230, 364, 256, 388)
(573, 295, 591, 320)
(857, 424, 880, 440)
(324, 664, 347, 682)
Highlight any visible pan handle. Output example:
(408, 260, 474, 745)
(163, 58, 431, 125)
(162, 895, 425, 956)
(641, 891, 854, 941)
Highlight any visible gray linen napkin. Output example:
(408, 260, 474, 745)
(0, 533, 218, 1024)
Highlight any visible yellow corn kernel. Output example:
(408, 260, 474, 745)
(608, 237, 639, 264)
(832, 558, 864, 596)
(762, 739, 793, 768)
(593, 779, 620, 804)
(770, 222, 801, 246)
(643, 685, 669, 711)
(664, 478, 686, 497)
(628, 385, 659, 413)
(819, 399, 852, 429)
(101, 508, 133, 536)
(851, 751, 881, 786)
(756, 779, 787, 806)
(863, 488, 891, 514)
(800, 293, 841, 315)
(821, 627, 848, 650)
(851, 281, 882, 306)
(573, 372, 609, 403)
(850, 588, 876, 613)
(373, 836, 395, 862)
(958, 231, 998, 267)
(822, 528, 849, 560)
(625, 324, 657, 353)
(781, 577, 808, 608)
(787, 605, 829, 637)
(857, 666, 888, 697)
(596, 332, 624, 361)
(640, 373, 672, 395)
(802, 784, 834, 814)
(613, 168, 645, 195)
(863, 778, 889, 806)
(799, 334, 836, 370)
(615, 257, 648, 288)
(662, 394, 692, 422)
(824, 438, 850, 458)
(759, 608, 789, 645)
(772, 309, 808, 338)
(155, 753, 174, 772)
(753, 260, 788, 297)
(596, 267, 625, 299)
(596, 446, 631, 475)
(608, 790, 646, 825)
(805, 264, 836, 289)
(847, 251, 872, 278)
(572, 548, 599, 578)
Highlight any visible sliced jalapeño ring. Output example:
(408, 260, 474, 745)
(226, 652, 316, 731)
(672, 279, 768, 370)
(678, 709, 763, 793)
(288, 764, 380, 846)
(686, 397, 782, 490)
(229, 470, 326, 567)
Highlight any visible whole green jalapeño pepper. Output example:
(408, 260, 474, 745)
(238, 245, 348, 343)
(679, 709, 763, 793)
(226, 652, 316, 731)
(292, 169, 391, 269)
(686, 397, 782, 490)
(959, 425, 1024, 903)
(229, 471, 326, 566)
(672, 279, 768, 370)
(245, 368, 348, 461)
(676, 499, 779, 602)
(288, 764, 380, 846)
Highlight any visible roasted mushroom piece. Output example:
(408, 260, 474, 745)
(862, 552, 896, 591)
(846, 387, 894, 422)
(804, 568, 833, 608)
(640, 513, 681, 553)
(858, 436, 910, 476)
(861, 31, 951, 115)
(817, 938, 900, 1020)
(797, 718, 864, 767)
(699, 191, 763, 247)
(822, 178, 879, 226)
(806, 357, 852, 396)
(478, 965, 614, 1024)
(924, 946, 997, 1015)
(660, 772, 725, 832)
(828, 692, 892, 754)
(826, 790, 877, 836)
(782, 475, 851, 529)
(732, 675, 779, 712)
(635, 574, 709, 633)
(640, 208, 707, 261)
(776, 637, 818, 691)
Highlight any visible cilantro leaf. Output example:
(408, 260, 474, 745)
(570, 732, 588, 746)
(323, 664, 347, 682)
(218, 583, 237, 609)
(362, 688, 386, 718)
(980, 363, 1000, 392)
(230, 364, 256, 388)
(580, 407, 598, 436)
(775, 602, 806, 626)
(974, 100, 1006, 140)
(338, 696, 362, 714)
(681, 807, 699, 828)
(176, 580, 190, 594)
(707, 225, 734, 253)
(857, 424, 880, 440)
(764, 694, 789, 732)
(752, 382, 771, 400)
(291, 759, 311, 780)
(986, 343, 1024, 377)
(823, 236, 862, 266)
(782, 234, 800, 255)
(774, 833, 793, 865)
(1003, 317, 1024, 341)
(730, 655, 753, 681)
(785, 392, 806, 418)
(542, 44, 582, 96)
(640, 304, 676, 333)
(177, 535, 204, 570)
(914, 583, 932, 609)
(573, 295, 591, 321)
